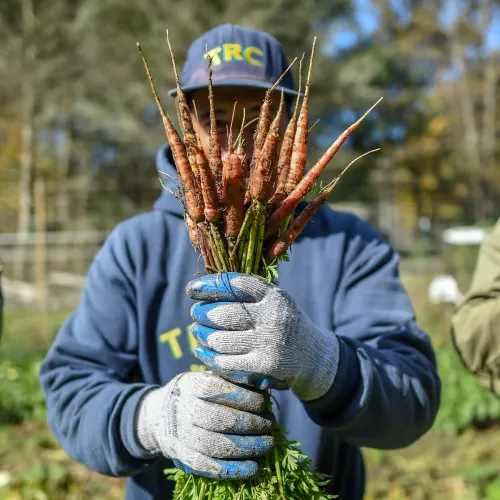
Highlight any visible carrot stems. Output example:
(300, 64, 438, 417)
(208, 229, 224, 272)
(230, 207, 254, 261)
(252, 205, 266, 275)
(244, 207, 259, 274)
(210, 224, 229, 272)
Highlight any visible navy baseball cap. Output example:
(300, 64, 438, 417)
(167, 24, 298, 97)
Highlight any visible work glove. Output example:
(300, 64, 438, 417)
(135, 371, 274, 479)
(186, 272, 338, 402)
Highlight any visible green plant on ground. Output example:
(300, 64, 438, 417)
(0, 355, 46, 424)
(433, 347, 500, 435)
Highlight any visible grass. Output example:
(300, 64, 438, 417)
(2, 265, 500, 499)
(0, 420, 125, 499)
(0, 307, 126, 499)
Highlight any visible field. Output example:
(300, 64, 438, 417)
(1, 270, 500, 499)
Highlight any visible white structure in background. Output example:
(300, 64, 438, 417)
(428, 275, 463, 305)
(441, 226, 489, 246)
(427, 225, 490, 305)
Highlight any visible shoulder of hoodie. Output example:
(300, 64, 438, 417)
(100, 205, 390, 263)
(99, 210, 179, 259)
(299, 203, 388, 247)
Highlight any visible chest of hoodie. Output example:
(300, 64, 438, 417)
(133, 210, 343, 387)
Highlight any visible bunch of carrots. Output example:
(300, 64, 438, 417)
(137, 33, 380, 500)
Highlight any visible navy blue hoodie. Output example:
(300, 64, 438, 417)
(39, 144, 440, 500)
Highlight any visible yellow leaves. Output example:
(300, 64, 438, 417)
(454, 183, 469, 198)
(420, 172, 438, 190)
(437, 202, 461, 220)
(440, 163, 455, 181)
(395, 190, 418, 229)
(428, 115, 446, 136)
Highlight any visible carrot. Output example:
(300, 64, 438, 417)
(268, 55, 305, 213)
(248, 90, 285, 202)
(137, 43, 204, 222)
(285, 38, 316, 195)
(206, 52, 223, 197)
(265, 100, 383, 238)
(185, 215, 199, 248)
(191, 99, 203, 148)
(249, 57, 297, 172)
(267, 148, 381, 258)
(222, 152, 246, 239)
(197, 146, 221, 223)
(227, 102, 238, 152)
(198, 222, 217, 272)
(266, 181, 334, 260)
(235, 109, 249, 179)
(166, 31, 201, 184)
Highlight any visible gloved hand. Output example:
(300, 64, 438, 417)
(135, 371, 274, 479)
(186, 272, 339, 402)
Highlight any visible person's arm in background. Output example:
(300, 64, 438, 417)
(187, 214, 441, 450)
(38, 223, 158, 477)
(452, 219, 500, 396)
(309, 215, 441, 449)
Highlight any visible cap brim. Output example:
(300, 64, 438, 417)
(167, 78, 300, 98)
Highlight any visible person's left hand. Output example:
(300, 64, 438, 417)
(186, 272, 339, 402)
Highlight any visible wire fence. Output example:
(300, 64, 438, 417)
(0, 174, 489, 310)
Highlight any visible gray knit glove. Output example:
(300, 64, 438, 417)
(135, 371, 274, 479)
(186, 272, 339, 402)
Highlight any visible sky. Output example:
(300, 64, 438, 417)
(327, 0, 500, 56)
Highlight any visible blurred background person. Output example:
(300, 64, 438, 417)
(452, 219, 500, 396)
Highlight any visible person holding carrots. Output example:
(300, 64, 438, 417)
(452, 218, 500, 396)
(39, 24, 441, 500)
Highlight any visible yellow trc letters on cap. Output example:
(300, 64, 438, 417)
(204, 44, 264, 66)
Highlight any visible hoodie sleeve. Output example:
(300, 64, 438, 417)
(304, 215, 441, 450)
(451, 219, 500, 396)
(39, 221, 158, 477)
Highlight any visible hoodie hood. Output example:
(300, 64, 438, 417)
(153, 143, 185, 217)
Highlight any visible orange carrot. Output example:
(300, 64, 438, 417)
(197, 146, 221, 223)
(222, 152, 246, 238)
(185, 215, 200, 248)
(198, 222, 216, 271)
(137, 43, 204, 222)
(248, 90, 285, 202)
(166, 31, 200, 183)
(234, 109, 249, 180)
(267, 181, 336, 260)
(268, 55, 304, 212)
(249, 58, 296, 168)
(268, 147, 380, 259)
(237, 141, 249, 180)
(206, 52, 223, 197)
(265, 101, 383, 238)
(285, 38, 316, 194)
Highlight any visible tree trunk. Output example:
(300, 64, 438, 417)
(14, 0, 36, 281)
(56, 112, 74, 230)
(448, 2, 485, 222)
(479, 0, 497, 217)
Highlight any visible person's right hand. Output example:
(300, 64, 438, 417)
(135, 371, 274, 479)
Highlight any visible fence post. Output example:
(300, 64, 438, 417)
(34, 178, 48, 342)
